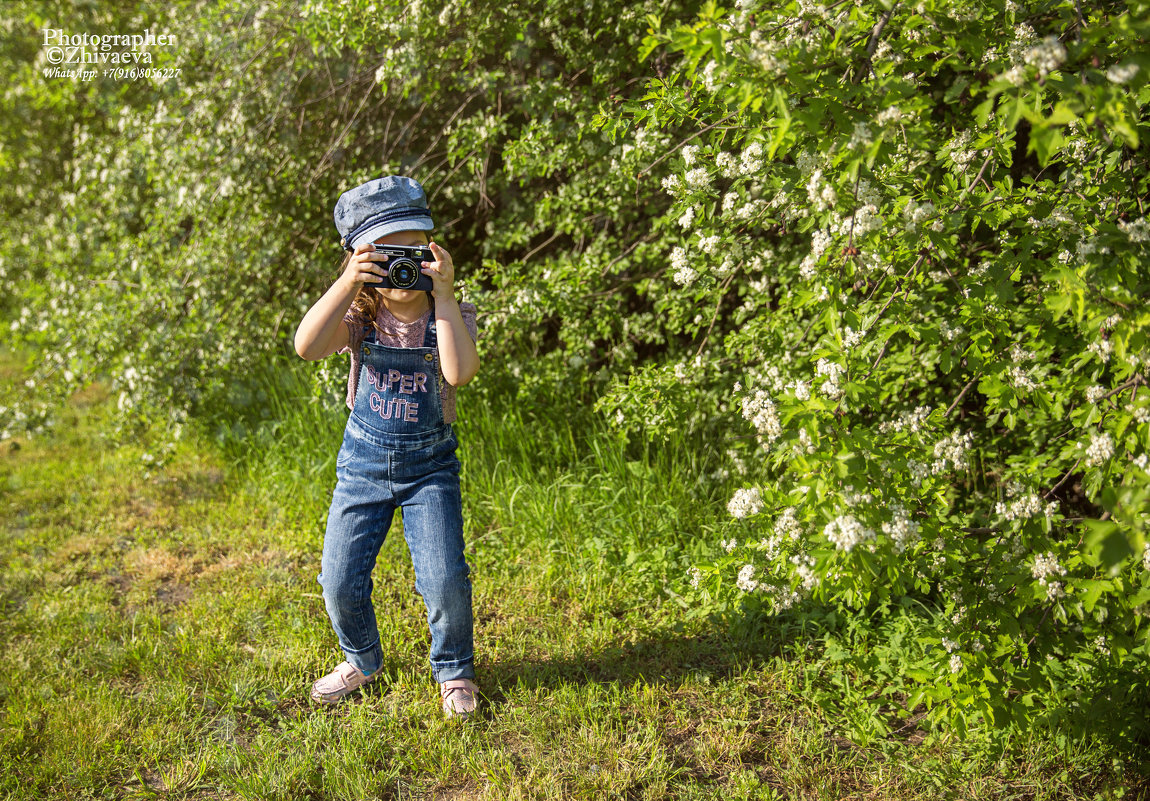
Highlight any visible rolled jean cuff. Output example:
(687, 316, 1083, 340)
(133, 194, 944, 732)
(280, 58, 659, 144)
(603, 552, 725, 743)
(342, 640, 384, 677)
(431, 658, 475, 683)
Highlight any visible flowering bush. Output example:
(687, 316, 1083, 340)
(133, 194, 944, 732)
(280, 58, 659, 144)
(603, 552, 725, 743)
(626, 0, 1150, 738)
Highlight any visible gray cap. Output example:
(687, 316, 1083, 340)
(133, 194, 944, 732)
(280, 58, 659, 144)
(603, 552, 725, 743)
(333, 175, 434, 252)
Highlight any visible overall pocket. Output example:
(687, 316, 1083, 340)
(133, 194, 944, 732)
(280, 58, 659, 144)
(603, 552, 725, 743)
(423, 437, 460, 470)
(335, 431, 359, 469)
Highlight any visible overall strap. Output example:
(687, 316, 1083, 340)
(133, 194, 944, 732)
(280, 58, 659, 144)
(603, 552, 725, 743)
(420, 296, 437, 349)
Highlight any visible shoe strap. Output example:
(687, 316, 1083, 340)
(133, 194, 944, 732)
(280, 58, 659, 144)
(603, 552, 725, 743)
(440, 679, 476, 698)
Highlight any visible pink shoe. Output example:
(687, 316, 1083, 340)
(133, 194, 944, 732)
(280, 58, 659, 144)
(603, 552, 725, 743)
(440, 678, 479, 719)
(310, 661, 376, 704)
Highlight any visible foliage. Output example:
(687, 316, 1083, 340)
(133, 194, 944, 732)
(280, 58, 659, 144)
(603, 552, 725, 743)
(0, 0, 704, 440)
(2, 0, 1150, 745)
(624, 0, 1150, 744)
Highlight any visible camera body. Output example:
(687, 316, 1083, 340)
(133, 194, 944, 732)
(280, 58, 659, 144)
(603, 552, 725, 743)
(372, 244, 434, 292)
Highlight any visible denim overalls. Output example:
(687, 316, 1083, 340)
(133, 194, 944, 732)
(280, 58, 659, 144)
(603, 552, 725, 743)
(318, 302, 474, 683)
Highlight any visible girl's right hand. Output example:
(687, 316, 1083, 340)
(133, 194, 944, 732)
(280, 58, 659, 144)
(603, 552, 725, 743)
(341, 242, 388, 289)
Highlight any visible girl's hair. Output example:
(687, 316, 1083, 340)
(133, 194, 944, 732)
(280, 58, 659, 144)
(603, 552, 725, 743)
(341, 250, 387, 338)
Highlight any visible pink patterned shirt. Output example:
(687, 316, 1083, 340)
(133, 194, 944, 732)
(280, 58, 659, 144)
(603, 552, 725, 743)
(339, 301, 478, 424)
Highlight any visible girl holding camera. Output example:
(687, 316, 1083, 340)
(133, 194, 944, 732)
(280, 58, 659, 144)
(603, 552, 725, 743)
(293, 175, 480, 719)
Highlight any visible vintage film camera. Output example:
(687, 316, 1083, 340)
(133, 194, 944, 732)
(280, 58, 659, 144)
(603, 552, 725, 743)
(372, 244, 435, 291)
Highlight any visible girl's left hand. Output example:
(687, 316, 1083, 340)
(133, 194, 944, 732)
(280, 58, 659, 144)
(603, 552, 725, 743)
(421, 241, 456, 301)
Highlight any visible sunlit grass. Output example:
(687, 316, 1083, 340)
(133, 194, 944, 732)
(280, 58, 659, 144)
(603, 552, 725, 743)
(0, 352, 1138, 799)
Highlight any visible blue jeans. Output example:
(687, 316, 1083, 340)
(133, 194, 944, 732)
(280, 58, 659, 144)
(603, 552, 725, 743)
(318, 418, 474, 682)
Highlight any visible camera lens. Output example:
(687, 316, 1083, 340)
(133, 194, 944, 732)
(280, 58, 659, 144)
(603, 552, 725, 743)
(389, 259, 417, 288)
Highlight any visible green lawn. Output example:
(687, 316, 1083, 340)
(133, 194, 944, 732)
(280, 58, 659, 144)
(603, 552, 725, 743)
(0, 360, 1139, 799)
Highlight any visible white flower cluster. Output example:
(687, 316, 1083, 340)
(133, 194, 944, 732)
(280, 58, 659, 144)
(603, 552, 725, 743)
(848, 122, 873, 152)
(1031, 551, 1067, 601)
(842, 326, 865, 351)
(939, 319, 965, 341)
(1000, 22, 1038, 85)
(762, 583, 802, 611)
(685, 167, 711, 192)
(799, 252, 819, 280)
(796, 428, 816, 454)
(809, 229, 832, 260)
(1029, 206, 1081, 233)
(721, 538, 739, 553)
(1084, 432, 1114, 467)
(1118, 217, 1149, 243)
(795, 149, 819, 177)
(873, 40, 904, 67)
(789, 379, 810, 401)
(879, 405, 933, 435)
(736, 563, 759, 592)
(1144, 543, 1150, 572)
(907, 458, 930, 487)
(902, 198, 935, 230)
(806, 169, 837, 212)
(931, 429, 974, 473)
(875, 106, 904, 126)
(671, 246, 697, 286)
(1023, 35, 1067, 77)
(716, 152, 739, 179)
(815, 358, 846, 399)
(677, 206, 696, 229)
(791, 553, 819, 591)
(1000, 535, 1028, 565)
(740, 142, 764, 177)
(741, 389, 783, 444)
(945, 130, 979, 174)
(881, 503, 921, 553)
(1087, 339, 1112, 363)
(774, 507, 802, 540)
(728, 488, 764, 519)
(995, 481, 1058, 521)
(842, 204, 883, 237)
(1007, 342, 1039, 391)
(841, 485, 874, 507)
(688, 566, 703, 588)
(756, 534, 782, 560)
(697, 233, 721, 255)
(749, 33, 788, 74)
(1084, 385, 1109, 404)
(949, 653, 963, 674)
(1107, 63, 1140, 84)
(824, 513, 876, 552)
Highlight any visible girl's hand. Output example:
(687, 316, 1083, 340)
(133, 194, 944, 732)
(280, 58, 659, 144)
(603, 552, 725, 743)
(340, 242, 389, 289)
(421, 241, 456, 301)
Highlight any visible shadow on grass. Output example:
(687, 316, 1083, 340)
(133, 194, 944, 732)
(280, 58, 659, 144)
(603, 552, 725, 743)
(482, 615, 793, 704)
(479, 605, 1150, 780)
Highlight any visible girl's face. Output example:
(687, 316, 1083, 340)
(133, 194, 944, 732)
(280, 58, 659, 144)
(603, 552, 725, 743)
(372, 229, 430, 304)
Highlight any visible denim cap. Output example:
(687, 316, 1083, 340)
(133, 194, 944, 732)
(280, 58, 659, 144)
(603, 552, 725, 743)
(334, 175, 434, 252)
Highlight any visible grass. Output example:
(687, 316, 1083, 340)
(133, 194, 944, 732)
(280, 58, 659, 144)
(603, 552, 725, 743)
(0, 351, 1142, 800)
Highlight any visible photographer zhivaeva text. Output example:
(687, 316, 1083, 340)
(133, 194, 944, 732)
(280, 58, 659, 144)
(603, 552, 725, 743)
(42, 28, 175, 66)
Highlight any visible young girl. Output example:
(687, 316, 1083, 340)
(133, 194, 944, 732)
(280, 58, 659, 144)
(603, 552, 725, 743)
(293, 175, 481, 718)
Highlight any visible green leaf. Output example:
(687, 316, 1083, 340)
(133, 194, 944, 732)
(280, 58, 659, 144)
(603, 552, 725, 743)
(1078, 579, 1111, 612)
(1083, 519, 1135, 573)
(1028, 126, 1064, 167)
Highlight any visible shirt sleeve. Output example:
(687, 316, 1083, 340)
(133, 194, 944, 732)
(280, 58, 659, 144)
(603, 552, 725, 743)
(460, 301, 478, 342)
(338, 315, 364, 355)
